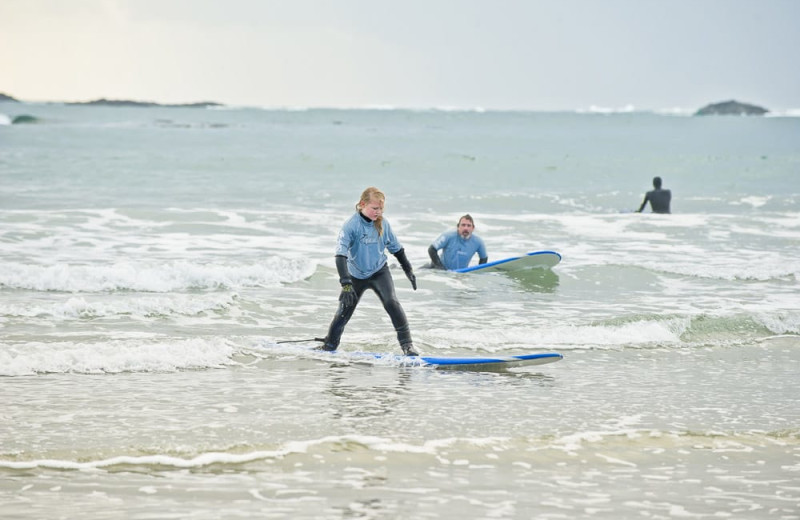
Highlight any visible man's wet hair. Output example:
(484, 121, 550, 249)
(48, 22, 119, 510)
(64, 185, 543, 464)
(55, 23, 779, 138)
(458, 214, 475, 227)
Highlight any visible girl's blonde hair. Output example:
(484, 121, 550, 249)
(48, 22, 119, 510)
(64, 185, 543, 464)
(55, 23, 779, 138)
(357, 186, 385, 236)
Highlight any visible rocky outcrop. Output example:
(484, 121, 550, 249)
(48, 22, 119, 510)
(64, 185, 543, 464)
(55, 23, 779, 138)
(66, 98, 223, 108)
(695, 100, 768, 116)
(12, 114, 39, 124)
(1, 93, 222, 108)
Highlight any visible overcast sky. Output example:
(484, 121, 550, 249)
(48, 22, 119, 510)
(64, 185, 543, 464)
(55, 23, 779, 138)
(2, 0, 799, 111)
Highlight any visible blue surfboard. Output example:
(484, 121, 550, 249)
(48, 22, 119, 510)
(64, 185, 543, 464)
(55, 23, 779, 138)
(453, 250, 561, 274)
(272, 343, 562, 370)
(395, 351, 562, 369)
(319, 349, 562, 370)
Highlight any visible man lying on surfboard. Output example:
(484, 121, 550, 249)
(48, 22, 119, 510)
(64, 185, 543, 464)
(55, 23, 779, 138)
(428, 214, 488, 271)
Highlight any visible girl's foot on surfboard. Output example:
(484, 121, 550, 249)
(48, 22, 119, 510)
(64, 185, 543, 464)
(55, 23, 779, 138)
(314, 343, 338, 352)
(402, 344, 419, 356)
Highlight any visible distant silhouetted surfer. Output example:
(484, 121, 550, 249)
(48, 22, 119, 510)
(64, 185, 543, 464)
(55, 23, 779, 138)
(637, 176, 671, 214)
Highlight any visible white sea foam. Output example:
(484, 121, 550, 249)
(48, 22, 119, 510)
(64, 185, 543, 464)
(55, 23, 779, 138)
(506, 213, 800, 282)
(0, 435, 534, 471)
(0, 258, 316, 292)
(632, 254, 799, 282)
(420, 317, 688, 352)
(0, 113, 10, 125)
(733, 196, 771, 208)
(0, 435, 403, 470)
(767, 108, 800, 117)
(654, 107, 695, 116)
(0, 337, 237, 376)
(0, 446, 289, 470)
(0, 207, 339, 264)
(0, 293, 240, 320)
(754, 311, 800, 335)
(576, 104, 637, 114)
(0, 430, 781, 471)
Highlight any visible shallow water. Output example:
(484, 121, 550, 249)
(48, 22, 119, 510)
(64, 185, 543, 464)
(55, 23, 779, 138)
(1, 103, 799, 518)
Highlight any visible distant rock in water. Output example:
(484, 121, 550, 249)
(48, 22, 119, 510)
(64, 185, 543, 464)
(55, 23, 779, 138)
(695, 100, 768, 116)
(0, 92, 20, 102)
(12, 114, 39, 124)
(66, 98, 223, 108)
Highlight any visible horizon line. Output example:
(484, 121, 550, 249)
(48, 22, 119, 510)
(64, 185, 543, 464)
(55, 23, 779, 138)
(2, 92, 798, 117)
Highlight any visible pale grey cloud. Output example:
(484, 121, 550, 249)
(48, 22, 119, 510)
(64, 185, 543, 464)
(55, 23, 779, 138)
(2, 0, 798, 111)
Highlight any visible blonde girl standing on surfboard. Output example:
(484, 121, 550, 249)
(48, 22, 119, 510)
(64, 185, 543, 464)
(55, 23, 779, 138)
(318, 187, 419, 356)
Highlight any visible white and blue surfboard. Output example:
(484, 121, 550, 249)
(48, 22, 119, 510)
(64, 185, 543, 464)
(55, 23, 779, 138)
(308, 348, 562, 370)
(272, 341, 562, 370)
(453, 250, 561, 274)
(378, 351, 563, 369)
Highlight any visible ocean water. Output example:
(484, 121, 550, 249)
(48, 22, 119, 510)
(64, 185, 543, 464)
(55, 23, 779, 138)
(1, 102, 799, 519)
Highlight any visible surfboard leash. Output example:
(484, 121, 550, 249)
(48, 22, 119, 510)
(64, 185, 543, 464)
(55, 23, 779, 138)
(276, 337, 326, 344)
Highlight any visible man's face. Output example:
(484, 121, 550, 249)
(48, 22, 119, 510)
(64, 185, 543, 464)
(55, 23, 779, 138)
(457, 218, 474, 239)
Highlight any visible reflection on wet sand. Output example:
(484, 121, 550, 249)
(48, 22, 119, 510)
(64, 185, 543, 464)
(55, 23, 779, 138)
(325, 366, 412, 421)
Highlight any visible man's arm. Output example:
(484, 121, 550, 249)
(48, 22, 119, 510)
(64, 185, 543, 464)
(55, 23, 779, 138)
(428, 245, 444, 269)
(477, 238, 488, 265)
(636, 193, 649, 213)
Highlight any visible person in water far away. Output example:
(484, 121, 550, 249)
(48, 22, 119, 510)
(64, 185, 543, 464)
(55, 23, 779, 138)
(637, 176, 672, 214)
(428, 214, 488, 270)
(319, 187, 419, 356)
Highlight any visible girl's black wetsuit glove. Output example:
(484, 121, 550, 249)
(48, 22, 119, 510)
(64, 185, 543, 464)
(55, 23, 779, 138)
(393, 248, 417, 290)
(335, 255, 357, 307)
